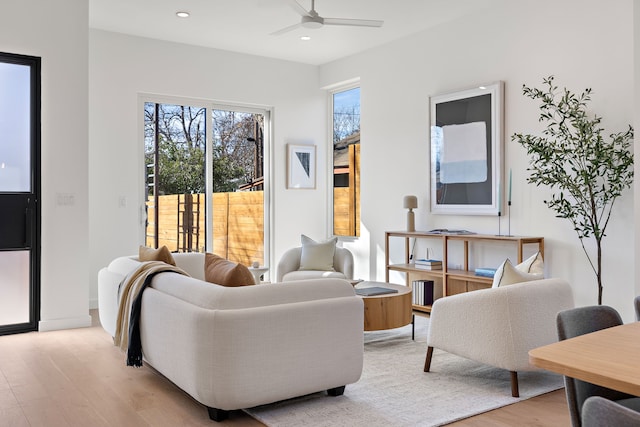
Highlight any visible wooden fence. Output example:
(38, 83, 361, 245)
(333, 143, 360, 236)
(146, 191, 264, 266)
(146, 171, 358, 266)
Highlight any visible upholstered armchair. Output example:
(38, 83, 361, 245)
(424, 278, 574, 397)
(277, 245, 354, 282)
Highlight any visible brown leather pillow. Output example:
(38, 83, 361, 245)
(204, 253, 255, 287)
(139, 245, 176, 266)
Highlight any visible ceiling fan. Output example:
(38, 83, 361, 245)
(271, 0, 384, 36)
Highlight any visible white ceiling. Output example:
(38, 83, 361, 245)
(89, 0, 506, 66)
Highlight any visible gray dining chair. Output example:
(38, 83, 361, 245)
(634, 295, 640, 321)
(582, 396, 640, 427)
(557, 306, 640, 427)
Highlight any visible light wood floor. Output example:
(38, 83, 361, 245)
(0, 311, 569, 426)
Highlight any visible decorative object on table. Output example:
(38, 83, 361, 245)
(287, 144, 316, 189)
(430, 81, 504, 215)
(427, 228, 475, 235)
(403, 195, 417, 232)
(248, 264, 269, 283)
(355, 286, 398, 297)
(512, 76, 634, 305)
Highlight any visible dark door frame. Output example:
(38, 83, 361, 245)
(0, 51, 41, 335)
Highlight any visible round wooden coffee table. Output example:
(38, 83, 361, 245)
(355, 281, 412, 331)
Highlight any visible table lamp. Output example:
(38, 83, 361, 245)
(403, 195, 417, 232)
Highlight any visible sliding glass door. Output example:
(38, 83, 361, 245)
(144, 100, 268, 268)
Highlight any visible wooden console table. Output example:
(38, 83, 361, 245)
(385, 231, 544, 313)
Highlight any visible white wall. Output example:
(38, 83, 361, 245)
(321, 0, 637, 320)
(88, 30, 328, 305)
(4, 0, 636, 329)
(1, 0, 91, 330)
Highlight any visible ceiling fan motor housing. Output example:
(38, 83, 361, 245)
(301, 14, 323, 29)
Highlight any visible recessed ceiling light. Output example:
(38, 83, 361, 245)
(176, 11, 190, 18)
(301, 36, 311, 41)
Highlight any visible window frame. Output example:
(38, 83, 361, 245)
(138, 94, 272, 274)
(328, 82, 361, 238)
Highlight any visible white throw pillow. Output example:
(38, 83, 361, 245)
(517, 251, 544, 275)
(492, 255, 544, 288)
(299, 234, 337, 271)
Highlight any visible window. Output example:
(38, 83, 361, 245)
(144, 99, 268, 269)
(331, 86, 360, 237)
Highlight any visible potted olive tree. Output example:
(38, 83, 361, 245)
(512, 76, 634, 305)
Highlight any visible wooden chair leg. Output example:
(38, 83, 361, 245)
(510, 371, 519, 397)
(424, 346, 434, 372)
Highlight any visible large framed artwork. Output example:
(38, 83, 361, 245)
(430, 81, 504, 215)
(287, 144, 316, 189)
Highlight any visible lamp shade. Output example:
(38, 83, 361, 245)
(403, 195, 418, 210)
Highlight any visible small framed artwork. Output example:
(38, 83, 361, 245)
(430, 81, 504, 215)
(287, 144, 316, 189)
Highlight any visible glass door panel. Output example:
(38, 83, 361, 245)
(0, 61, 31, 192)
(143, 101, 268, 273)
(0, 251, 30, 324)
(144, 103, 206, 252)
(211, 109, 264, 267)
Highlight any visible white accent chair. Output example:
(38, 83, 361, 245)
(424, 278, 574, 397)
(277, 246, 354, 282)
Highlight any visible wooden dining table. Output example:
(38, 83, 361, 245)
(529, 322, 640, 396)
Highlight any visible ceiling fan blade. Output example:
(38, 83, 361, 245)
(288, 0, 311, 17)
(323, 18, 384, 28)
(270, 22, 303, 36)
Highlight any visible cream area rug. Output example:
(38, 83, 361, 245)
(245, 316, 563, 427)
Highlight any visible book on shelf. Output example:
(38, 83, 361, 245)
(413, 259, 442, 270)
(413, 258, 442, 270)
(474, 267, 497, 278)
(411, 279, 434, 306)
(414, 258, 442, 266)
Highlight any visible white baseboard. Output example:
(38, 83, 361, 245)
(89, 298, 99, 310)
(39, 315, 92, 332)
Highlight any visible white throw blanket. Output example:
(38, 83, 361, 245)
(114, 260, 188, 366)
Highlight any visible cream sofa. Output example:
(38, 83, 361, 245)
(98, 252, 364, 421)
(424, 278, 574, 397)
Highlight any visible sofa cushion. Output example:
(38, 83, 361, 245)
(139, 245, 176, 266)
(282, 270, 347, 282)
(204, 253, 255, 287)
(299, 235, 337, 271)
(492, 258, 543, 288)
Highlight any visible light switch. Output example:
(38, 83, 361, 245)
(56, 193, 75, 206)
